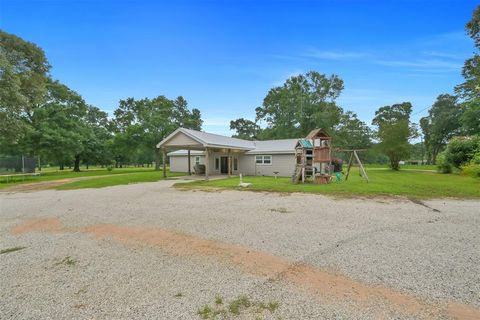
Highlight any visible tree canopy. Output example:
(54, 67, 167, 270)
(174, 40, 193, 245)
(372, 102, 416, 170)
(0, 29, 203, 171)
(420, 94, 461, 164)
(254, 71, 344, 139)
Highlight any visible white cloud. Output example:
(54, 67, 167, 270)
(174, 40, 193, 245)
(374, 59, 462, 71)
(303, 50, 369, 60)
(421, 50, 465, 60)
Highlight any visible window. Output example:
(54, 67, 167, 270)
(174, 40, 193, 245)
(233, 157, 238, 170)
(195, 156, 200, 165)
(255, 155, 272, 165)
(215, 157, 220, 170)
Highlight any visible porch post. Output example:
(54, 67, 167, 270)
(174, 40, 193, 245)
(187, 149, 191, 175)
(162, 148, 167, 178)
(227, 149, 231, 177)
(205, 147, 209, 180)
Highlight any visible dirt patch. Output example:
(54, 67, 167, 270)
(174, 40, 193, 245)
(0, 178, 88, 193)
(0, 173, 133, 193)
(10, 218, 480, 319)
(11, 217, 64, 234)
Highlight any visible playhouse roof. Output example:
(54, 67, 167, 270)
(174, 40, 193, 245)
(296, 139, 313, 149)
(306, 128, 330, 139)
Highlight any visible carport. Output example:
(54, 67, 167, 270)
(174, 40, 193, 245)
(156, 128, 254, 180)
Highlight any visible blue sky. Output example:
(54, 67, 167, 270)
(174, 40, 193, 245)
(1, 0, 476, 135)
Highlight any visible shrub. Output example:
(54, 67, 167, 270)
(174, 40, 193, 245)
(443, 136, 480, 169)
(462, 150, 480, 178)
(107, 166, 114, 172)
(436, 152, 453, 173)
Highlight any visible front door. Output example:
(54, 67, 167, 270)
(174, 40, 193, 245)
(220, 156, 228, 174)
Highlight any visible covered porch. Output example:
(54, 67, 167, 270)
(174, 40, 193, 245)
(156, 128, 253, 180)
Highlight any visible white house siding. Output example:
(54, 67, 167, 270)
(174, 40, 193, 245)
(165, 132, 202, 147)
(241, 154, 295, 177)
(169, 155, 205, 173)
(208, 151, 241, 175)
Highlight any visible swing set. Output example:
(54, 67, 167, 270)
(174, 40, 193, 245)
(337, 149, 369, 182)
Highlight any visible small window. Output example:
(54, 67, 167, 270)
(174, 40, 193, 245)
(255, 155, 272, 165)
(195, 156, 200, 165)
(215, 157, 219, 170)
(233, 157, 238, 170)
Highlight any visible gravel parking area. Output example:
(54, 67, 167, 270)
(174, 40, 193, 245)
(1, 180, 479, 319)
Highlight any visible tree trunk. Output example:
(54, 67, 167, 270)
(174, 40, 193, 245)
(431, 147, 440, 165)
(60, 163, 64, 170)
(86, 162, 89, 170)
(73, 155, 81, 172)
(155, 148, 160, 171)
(390, 157, 400, 171)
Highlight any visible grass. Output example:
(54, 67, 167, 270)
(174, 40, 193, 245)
(197, 295, 279, 319)
(0, 166, 169, 188)
(0, 246, 27, 255)
(0, 166, 183, 190)
(175, 167, 480, 199)
(364, 164, 437, 170)
(54, 256, 77, 266)
(56, 170, 183, 190)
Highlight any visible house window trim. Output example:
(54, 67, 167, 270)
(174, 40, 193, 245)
(233, 157, 238, 171)
(195, 156, 200, 165)
(255, 155, 272, 165)
(215, 157, 220, 170)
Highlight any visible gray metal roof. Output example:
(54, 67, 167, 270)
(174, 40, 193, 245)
(163, 128, 298, 155)
(246, 139, 298, 154)
(158, 128, 255, 150)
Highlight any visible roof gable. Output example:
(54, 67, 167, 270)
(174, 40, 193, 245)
(157, 128, 255, 150)
(306, 128, 331, 139)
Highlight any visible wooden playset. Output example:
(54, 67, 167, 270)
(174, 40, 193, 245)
(292, 129, 368, 184)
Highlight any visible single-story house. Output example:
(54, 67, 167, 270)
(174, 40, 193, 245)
(156, 128, 298, 178)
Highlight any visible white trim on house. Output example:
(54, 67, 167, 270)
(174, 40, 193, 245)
(255, 155, 272, 165)
(159, 128, 299, 177)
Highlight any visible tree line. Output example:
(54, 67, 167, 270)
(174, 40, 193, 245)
(229, 5, 480, 171)
(1, 4, 479, 173)
(0, 30, 202, 171)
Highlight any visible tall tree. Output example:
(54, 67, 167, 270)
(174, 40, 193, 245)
(254, 71, 344, 139)
(455, 5, 480, 99)
(36, 81, 89, 170)
(112, 95, 202, 170)
(460, 99, 480, 135)
(455, 5, 480, 136)
(372, 102, 416, 170)
(334, 111, 372, 149)
(419, 94, 461, 164)
(0, 30, 50, 155)
(230, 118, 261, 140)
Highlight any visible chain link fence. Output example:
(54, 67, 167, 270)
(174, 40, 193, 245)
(0, 155, 38, 175)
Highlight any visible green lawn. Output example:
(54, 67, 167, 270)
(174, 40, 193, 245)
(363, 164, 437, 171)
(56, 170, 183, 190)
(174, 168, 480, 199)
(0, 166, 177, 190)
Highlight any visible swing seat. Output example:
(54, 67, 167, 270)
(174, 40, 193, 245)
(335, 172, 342, 182)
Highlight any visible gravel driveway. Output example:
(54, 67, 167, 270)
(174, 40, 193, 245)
(1, 180, 479, 319)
